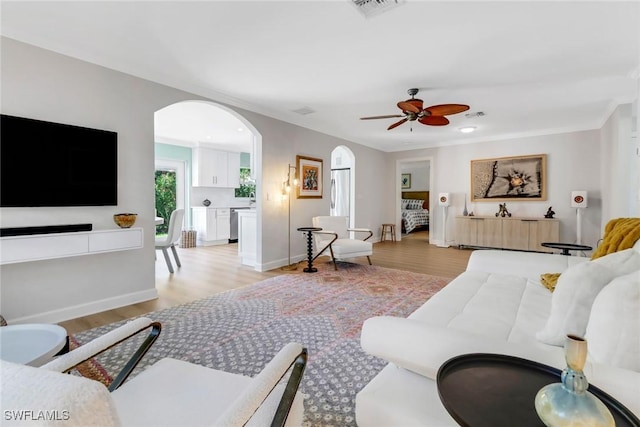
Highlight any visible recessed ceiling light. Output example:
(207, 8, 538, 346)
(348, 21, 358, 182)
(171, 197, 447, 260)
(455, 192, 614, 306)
(237, 127, 244, 132)
(459, 127, 476, 134)
(205, 135, 211, 139)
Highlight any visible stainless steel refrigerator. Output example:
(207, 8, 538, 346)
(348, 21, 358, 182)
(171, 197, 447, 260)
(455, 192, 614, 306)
(330, 168, 350, 220)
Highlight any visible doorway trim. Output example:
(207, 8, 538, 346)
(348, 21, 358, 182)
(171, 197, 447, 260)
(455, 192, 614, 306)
(331, 145, 356, 229)
(395, 156, 434, 243)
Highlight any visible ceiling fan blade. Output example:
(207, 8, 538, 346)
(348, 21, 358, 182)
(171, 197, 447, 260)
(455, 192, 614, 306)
(424, 104, 470, 116)
(360, 114, 405, 120)
(419, 116, 450, 126)
(397, 101, 421, 114)
(387, 118, 408, 130)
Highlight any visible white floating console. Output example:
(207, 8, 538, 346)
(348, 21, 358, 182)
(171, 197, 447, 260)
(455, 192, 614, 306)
(0, 227, 143, 265)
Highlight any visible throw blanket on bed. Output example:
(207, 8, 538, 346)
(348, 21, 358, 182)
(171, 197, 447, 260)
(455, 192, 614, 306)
(402, 209, 429, 233)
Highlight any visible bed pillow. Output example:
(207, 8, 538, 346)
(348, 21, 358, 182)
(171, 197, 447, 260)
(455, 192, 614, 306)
(536, 248, 640, 346)
(401, 199, 410, 209)
(405, 199, 424, 210)
(585, 270, 640, 372)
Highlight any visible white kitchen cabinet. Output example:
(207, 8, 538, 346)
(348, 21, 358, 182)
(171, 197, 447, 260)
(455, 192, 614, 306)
(192, 147, 241, 188)
(192, 207, 231, 246)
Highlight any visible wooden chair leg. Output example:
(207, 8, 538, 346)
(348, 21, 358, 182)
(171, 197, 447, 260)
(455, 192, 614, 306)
(161, 248, 174, 273)
(367, 256, 372, 265)
(170, 244, 181, 268)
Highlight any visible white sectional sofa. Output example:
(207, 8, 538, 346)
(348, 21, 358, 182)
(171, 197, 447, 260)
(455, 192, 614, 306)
(356, 245, 640, 426)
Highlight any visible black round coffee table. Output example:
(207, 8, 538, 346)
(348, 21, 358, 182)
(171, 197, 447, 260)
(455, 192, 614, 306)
(437, 353, 639, 427)
(541, 242, 592, 255)
(297, 227, 322, 273)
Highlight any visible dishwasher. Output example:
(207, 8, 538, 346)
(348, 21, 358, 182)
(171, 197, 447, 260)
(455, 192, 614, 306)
(229, 207, 250, 243)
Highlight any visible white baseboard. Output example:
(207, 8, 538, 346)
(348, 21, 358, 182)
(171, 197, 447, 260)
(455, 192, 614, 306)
(8, 289, 159, 325)
(258, 254, 306, 272)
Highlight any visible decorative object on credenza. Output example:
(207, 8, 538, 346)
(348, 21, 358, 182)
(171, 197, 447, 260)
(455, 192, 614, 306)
(468, 211, 474, 216)
(202, 199, 211, 207)
(296, 155, 323, 199)
(495, 203, 512, 218)
(571, 191, 588, 244)
(471, 154, 547, 202)
(535, 335, 614, 427)
(544, 207, 555, 219)
(113, 213, 137, 228)
(462, 194, 469, 216)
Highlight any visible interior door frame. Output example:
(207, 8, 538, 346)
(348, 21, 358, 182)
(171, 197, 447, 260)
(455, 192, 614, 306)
(395, 156, 434, 243)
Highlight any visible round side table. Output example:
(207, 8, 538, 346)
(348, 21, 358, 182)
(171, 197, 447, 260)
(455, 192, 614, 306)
(297, 227, 322, 273)
(0, 323, 69, 367)
(541, 242, 592, 256)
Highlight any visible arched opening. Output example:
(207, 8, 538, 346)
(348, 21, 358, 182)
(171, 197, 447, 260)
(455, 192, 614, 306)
(154, 100, 263, 270)
(330, 146, 356, 229)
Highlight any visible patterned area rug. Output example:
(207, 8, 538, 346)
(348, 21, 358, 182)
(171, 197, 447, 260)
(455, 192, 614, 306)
(73, 262, 450, 426)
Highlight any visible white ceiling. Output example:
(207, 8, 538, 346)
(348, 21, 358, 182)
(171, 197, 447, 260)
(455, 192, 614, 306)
(1, 1, 638, 152)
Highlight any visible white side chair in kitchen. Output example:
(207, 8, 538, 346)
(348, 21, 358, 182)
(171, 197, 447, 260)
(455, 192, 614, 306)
(155, 208, 184, 273)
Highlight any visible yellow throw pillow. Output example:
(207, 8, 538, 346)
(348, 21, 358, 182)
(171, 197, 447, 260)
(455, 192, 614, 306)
(540, 273, 561, 292)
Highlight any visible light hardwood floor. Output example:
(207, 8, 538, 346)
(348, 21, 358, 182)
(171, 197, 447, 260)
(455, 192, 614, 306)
(60, 230, 473, 334)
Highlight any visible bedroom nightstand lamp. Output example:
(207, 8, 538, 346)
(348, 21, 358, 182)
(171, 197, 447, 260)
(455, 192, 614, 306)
(437, 193, 450, 248)
(571, 191, 588, 244)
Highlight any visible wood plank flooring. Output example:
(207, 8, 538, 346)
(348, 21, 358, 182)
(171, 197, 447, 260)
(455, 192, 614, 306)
(60, 230, 473, 334)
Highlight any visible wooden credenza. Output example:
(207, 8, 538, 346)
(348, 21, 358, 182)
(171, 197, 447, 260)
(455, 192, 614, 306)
(455, 216, 559, 253)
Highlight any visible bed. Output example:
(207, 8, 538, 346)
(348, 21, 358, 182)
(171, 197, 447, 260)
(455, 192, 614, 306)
(401, 191, 429, 233)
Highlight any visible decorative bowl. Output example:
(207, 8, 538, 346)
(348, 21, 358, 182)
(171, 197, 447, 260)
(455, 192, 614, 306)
(113, 213, 137, 228)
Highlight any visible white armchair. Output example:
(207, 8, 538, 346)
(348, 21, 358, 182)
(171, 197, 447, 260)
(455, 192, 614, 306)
(1, 317, 308, 427)
(312, 216, 373, 270)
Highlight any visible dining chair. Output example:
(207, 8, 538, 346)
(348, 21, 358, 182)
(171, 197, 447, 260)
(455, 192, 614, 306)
(155, 208, 185, 273)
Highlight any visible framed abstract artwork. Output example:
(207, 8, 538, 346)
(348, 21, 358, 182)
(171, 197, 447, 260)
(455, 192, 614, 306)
(296, 155, 323, 199)
(471, 154, 547, 201)
(401, 173, 411, 189)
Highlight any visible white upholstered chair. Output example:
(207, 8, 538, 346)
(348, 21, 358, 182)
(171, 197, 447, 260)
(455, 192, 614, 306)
(312, 216, 373, 270)
(1, 317, 307, 427)
(155, 208, 185, 273)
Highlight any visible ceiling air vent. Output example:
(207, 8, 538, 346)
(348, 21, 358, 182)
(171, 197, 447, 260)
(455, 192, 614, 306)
(351, 0, 405, 18)
(291, 106, 316, 116)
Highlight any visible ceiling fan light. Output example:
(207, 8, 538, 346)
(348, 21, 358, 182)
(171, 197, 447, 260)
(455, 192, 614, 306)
(459, 127, 476, 134)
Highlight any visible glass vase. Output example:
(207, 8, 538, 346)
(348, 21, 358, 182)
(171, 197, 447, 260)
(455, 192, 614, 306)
(534, 335, 614, 427)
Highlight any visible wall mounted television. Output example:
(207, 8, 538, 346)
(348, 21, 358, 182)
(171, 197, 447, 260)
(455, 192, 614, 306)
(0, 114, 118, 207)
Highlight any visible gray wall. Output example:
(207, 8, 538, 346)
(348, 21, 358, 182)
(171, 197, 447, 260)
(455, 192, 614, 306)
(0, 37, 391, 322)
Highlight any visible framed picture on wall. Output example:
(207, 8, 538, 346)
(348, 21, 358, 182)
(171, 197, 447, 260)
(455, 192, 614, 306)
(401, 173, 411, 189)
(296, 155, 323, 199)
(471, 154, 547, 201)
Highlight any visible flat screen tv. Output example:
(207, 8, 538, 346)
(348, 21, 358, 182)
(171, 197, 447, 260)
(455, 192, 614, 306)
(0, 114, 118, 207)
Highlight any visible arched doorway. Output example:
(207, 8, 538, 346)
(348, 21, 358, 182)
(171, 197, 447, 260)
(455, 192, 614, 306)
(330, 146, 355, 229)
(154, 100, 263, 269)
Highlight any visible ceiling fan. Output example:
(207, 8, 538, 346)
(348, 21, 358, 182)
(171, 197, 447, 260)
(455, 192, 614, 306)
(361, 88, 470, 130)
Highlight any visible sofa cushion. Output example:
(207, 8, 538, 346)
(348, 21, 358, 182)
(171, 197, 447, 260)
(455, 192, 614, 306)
(585, 270, 640, 372)
(409, 270, 552, 344)
(536, 248, 640, 346)
(466, 249, 588, 283)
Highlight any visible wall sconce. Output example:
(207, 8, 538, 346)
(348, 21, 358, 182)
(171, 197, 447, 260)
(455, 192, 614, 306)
(283, 164, 298, 270)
